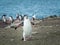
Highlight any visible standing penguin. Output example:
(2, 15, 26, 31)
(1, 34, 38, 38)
(8, 16, 13, 23)
(22, 15, 32, 41)
(2, 15, 7, 23)
(19, 15, 22, 21)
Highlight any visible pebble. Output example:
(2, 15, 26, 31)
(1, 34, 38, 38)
(10, 39, 14, 41)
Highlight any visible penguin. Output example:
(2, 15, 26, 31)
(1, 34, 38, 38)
(16, 14, 19, 19)
(32, 15, 36, 20)
(2, 15, 7, 23)
(19, 15, 22, 21)
(22, 15, 32, 41)
(8, 16, 13, 23)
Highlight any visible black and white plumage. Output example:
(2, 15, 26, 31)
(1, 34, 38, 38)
(22, 15, 32, 41)
(2, 15, 7, 23)
(8, 16, 13, 23)
(19, 15, 22, 20)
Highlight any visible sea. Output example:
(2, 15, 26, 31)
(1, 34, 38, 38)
(0, 0, 60, 19)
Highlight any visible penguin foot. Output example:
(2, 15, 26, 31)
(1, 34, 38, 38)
(22, 38, 26, 41)
(15, 27, 17, 30)
(24, 38, 26, 41)
(22, 38, 24, 40)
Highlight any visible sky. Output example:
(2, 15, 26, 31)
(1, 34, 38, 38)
(0, 0, 60, 19)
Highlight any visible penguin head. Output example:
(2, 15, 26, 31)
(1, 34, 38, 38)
(2, 14, 6, 18)
(24, 15, 28, 20)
